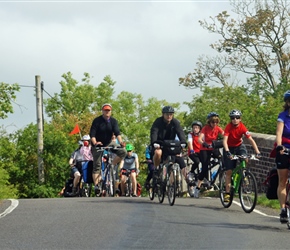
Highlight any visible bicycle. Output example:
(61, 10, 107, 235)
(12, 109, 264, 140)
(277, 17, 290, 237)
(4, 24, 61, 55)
(219, 154, 259, 213)
(96, 146, 122, 197)
(154, 140, 186, 206)
(187, 155, 223, 197)
(120, 168, 139, 197)
(187, 140, 224, 197)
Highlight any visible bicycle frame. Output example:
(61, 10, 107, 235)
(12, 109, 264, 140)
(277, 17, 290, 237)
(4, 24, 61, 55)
(231, 159, 246, 193)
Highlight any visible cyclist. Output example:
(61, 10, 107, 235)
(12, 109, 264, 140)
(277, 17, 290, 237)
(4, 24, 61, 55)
(195, 112, 224, 198)
(68, 140, 84, 196)
(187, 121, 202, 180)
(274, 90, 290, 223)
(223, 109, 261, 203)
(144, 145, 154, 190)
(80, 134, 93, 161)
(90, 103, 126, 196)
(119, 144, 140, 197)
(150, 106, 187, 179)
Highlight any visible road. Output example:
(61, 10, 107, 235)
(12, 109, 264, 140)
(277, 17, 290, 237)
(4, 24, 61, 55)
(0, 196, 287, 250)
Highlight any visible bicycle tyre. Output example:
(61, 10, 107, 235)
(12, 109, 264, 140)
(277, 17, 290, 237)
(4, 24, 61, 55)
(148, 177, 155, 200)
(157, 178, 165, 203)
(108, 166, 116, 197)
(219, 169, 233, 208)
(167, 165, 177, 206)
(239, 170, 257, 213)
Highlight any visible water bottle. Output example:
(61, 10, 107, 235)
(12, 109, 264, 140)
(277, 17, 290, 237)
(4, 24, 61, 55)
(211, 170, 217, 180)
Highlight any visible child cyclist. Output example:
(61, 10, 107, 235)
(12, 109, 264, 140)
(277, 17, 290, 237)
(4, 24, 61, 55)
(187, 121, 202, 181)
(223, 109, 261, 203)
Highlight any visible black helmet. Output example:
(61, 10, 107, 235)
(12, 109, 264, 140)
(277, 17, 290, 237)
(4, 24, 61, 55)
(207, 112, 219, 119)
(162, 106, 175, 113)
(229, 109, 242, 117)
(191, 121, 202, 129)
(284, 90, 290, 101)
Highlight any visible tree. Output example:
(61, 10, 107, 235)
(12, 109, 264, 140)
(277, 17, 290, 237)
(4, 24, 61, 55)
(0, 82, 20, 119)
(179, 0, 290, 92)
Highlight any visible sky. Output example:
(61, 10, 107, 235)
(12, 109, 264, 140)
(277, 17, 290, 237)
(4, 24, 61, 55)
(1, 0, 232, 133)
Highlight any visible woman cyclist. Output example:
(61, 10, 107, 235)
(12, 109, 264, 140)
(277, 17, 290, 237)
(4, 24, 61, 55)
(119, 144, 140, 197)
(275, 90, 290, 223)
(195, 112, 224, 198)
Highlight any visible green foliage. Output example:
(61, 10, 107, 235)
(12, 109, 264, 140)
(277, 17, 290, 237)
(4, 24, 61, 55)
(0, 82, 20, 119)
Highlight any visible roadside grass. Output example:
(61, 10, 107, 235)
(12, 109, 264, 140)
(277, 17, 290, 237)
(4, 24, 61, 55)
(202, 189, 280, 210)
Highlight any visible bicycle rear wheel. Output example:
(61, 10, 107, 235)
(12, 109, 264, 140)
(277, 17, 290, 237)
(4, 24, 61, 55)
(148, 177, 155, 200)
(167, 165, 177, 206)
(219, 169, 233, 208)
(239, 171, 257, 213)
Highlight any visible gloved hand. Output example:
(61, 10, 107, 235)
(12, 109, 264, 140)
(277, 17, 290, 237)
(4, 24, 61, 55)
(190, 150, 195, 154)
(276, 145, 284, 151)
(202, 142, 210, 148)
(256, 153, 262, 158)
(226, 151, 232, 158)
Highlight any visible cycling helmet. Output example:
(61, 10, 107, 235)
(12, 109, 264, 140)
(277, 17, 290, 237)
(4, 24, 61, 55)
(162, 106, 175, 113)
(126, 144, 134, 151)
(284, 90, 290, 101)
(81, 134, 91, 141)
(207, 112, 219, 119)
(191, 121, 202, 128)
(229, 109, 242, 117)
(102, 103, 112, 110)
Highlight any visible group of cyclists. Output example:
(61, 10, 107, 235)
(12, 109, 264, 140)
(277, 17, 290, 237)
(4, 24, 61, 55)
(65, 91, 290, 225)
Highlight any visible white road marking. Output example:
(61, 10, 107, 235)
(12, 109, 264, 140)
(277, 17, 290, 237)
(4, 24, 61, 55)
(0, 199, 19, 219)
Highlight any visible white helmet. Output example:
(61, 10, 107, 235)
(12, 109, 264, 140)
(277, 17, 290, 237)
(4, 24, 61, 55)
(81, 134, 90, 141)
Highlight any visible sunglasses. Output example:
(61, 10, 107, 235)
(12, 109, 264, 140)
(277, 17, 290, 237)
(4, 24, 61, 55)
(211, 121, 218, 124)
(231, 116, 241, 120)
(127, 150, 132, 152)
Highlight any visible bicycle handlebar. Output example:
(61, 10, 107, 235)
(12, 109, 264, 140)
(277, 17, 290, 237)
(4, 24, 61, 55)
(231, 154, 259, 161)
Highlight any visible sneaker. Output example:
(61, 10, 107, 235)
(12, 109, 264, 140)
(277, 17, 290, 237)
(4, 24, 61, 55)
(94, 185, 100, 196)
(194, 187, 200, 198)
(280, 209, 288, 224)
(132, 194, 137, 197)
(224, 193, 230, 203)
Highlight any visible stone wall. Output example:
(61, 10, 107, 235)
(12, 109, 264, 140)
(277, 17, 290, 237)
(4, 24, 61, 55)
(242, 132, 276, 192)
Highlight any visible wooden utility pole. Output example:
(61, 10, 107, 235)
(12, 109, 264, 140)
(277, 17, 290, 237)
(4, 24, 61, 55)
(36, 75, 44, 184)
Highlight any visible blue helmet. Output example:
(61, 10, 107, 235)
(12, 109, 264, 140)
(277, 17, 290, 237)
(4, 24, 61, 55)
(207, 112, 219, 119)
(284, 90, 290, 101)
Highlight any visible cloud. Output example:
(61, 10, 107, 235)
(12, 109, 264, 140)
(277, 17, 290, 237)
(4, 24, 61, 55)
(0, 1, 231, 132)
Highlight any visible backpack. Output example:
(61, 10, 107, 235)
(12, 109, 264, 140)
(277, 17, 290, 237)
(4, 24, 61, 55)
(263, 168, 278, 200)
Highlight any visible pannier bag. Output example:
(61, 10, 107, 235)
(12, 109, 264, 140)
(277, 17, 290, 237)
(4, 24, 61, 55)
(263, 167, 278, 200)
(212, 140, 223, 149)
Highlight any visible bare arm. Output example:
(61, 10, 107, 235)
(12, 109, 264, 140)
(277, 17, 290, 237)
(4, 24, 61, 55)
(276, 121, 284, 145)
(247, 136, 260, 154)
(223, 135, 229, 152)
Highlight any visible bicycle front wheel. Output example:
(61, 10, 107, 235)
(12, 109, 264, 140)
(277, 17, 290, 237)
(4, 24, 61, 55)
(239, 170, 257, 213)
(157, 178, 165, 203)
(108, 166, 116, 197)
(167, 166, 177, 206)
(219, 169, 233, 208)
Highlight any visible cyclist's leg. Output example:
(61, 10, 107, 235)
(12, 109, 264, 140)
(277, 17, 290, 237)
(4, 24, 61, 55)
(120, 169, 127, 196)
(175, 156, 186, 178)
(91, 147, 103, 191)
(197, 150, 210, 187)
(109, 141, 126, 166)
(223, 147, 236, 194)
(130, 170, 137, 196)
(153, 148, 162, 169)
(276, 152, 290, 222)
